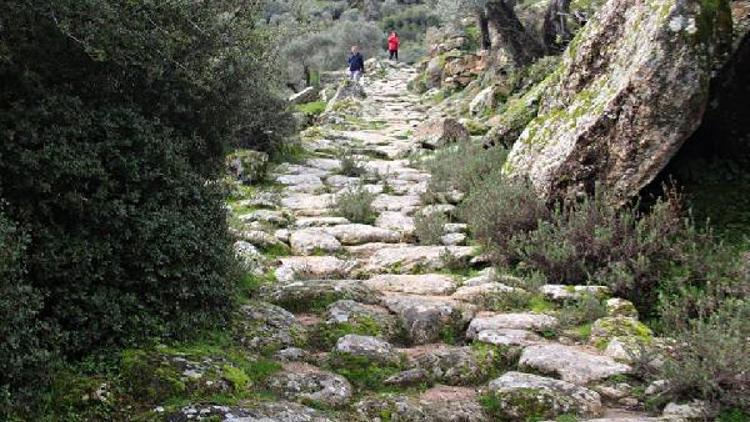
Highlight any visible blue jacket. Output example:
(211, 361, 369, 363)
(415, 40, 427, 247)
(348, 53, 364, 72)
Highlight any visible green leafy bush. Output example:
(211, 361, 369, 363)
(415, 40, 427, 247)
(0, 0, 292, 414)
(0, 211, 54, 417)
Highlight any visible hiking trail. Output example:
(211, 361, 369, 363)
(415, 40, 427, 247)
(215, 62, 666, 421)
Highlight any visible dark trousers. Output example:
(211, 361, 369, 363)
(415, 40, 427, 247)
(389, 49, 398, 60)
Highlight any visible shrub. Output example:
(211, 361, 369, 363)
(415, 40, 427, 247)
(338, 149, 368, 177)
(659, 299, 750, 412)
(556, 295, 608, 327)
(415, 211, 448, 245)
(0, 211, 54, 417)
(424, 143, 508, 195)
(0, 0, 289, 413)
(334, 185, 377, 224)
(460, 174, 549, 263)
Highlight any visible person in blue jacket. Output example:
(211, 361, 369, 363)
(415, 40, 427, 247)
(347, 45, 365, 82)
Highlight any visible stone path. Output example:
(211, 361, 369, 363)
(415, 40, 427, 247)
(209, 63, 680, 421)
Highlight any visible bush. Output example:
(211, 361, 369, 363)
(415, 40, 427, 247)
(460, 174, 550, 263)
(424, 142, 508, 195)
(659, 299, 750, 412)
(334, 185, 377, 224)
(0, 0, 289, 412)
(415, 211, 448, 245)
(338, 149, 368, 177)
(0, 211, 54, 417)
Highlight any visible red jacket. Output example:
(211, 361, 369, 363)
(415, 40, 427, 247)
(388, 35, 400, 51)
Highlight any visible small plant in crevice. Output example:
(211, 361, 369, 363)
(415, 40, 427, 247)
(333, 185, 377, 224)
(414, 211, 447, 245)
(439, 248, 471, 275)
(556, 295, 608, 328)
(337, 148, 368, 177)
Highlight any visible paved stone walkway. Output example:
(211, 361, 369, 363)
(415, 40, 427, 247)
(215, 63, 677, 421)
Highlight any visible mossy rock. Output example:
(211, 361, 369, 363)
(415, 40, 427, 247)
(119, 349, 229, 405)
(234, 301, 308, 354)
(312, 300, 404, 349)
(328, 352, 403, 391)
(589, 316, 652, 349)
(483, 372, 602, 420)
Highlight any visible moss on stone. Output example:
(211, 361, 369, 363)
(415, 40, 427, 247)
(590, 316, 653, 349)
(312, 315, 386, 349)
(480, 387, 580, 420)
(328, 352, 403, 391)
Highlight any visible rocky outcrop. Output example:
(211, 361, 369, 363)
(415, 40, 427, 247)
(502, 0, 733, 202)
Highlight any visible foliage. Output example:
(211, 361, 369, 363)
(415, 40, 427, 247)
(0, 211, 54, 417)
(415, 212, 448, 245)
(334, 185, 377, 224)
(0, 0, 292, 414)
(556, 295, 608, 327)
(659, 293, 750, 411)
(338, 149, 368, 177)
(461, 174, 550, 263)
(380, 5, 440, 42)
(423, 142, 508, 195)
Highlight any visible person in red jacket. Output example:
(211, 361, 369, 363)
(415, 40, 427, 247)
(388, 31, 400, 61)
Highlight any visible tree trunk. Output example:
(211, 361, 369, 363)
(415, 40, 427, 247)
(477, 10, 492, 50)
(542, 0, 572, 53)
(485, 0, 544, 67)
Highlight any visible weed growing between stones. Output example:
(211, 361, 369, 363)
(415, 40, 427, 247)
(338, 148, 368, 177)
(328, 353, 404, 391)
(334, 185, 377, 224)
(556, 295, 608, 327)
(415, 211, 448, 245)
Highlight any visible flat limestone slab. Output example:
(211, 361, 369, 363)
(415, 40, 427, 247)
(364, 245, 476, 273)
(275, 256, 357, 282)
(466, 312, 559, 338)
(363, 274, 458, 295)
(519, 343, 632, 385)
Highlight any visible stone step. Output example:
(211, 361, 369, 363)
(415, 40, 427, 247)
(519, 343, 632, 385)
(363, 273, 458, 295)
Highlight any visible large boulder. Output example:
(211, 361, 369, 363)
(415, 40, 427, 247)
(503, 0, 732, 202)
(414, 117, 470, 149)
(519, 344, 631, 385)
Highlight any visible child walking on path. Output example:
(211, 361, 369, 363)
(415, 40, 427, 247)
(348, 46, 365, 82)
(388, 31, 400, 61)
